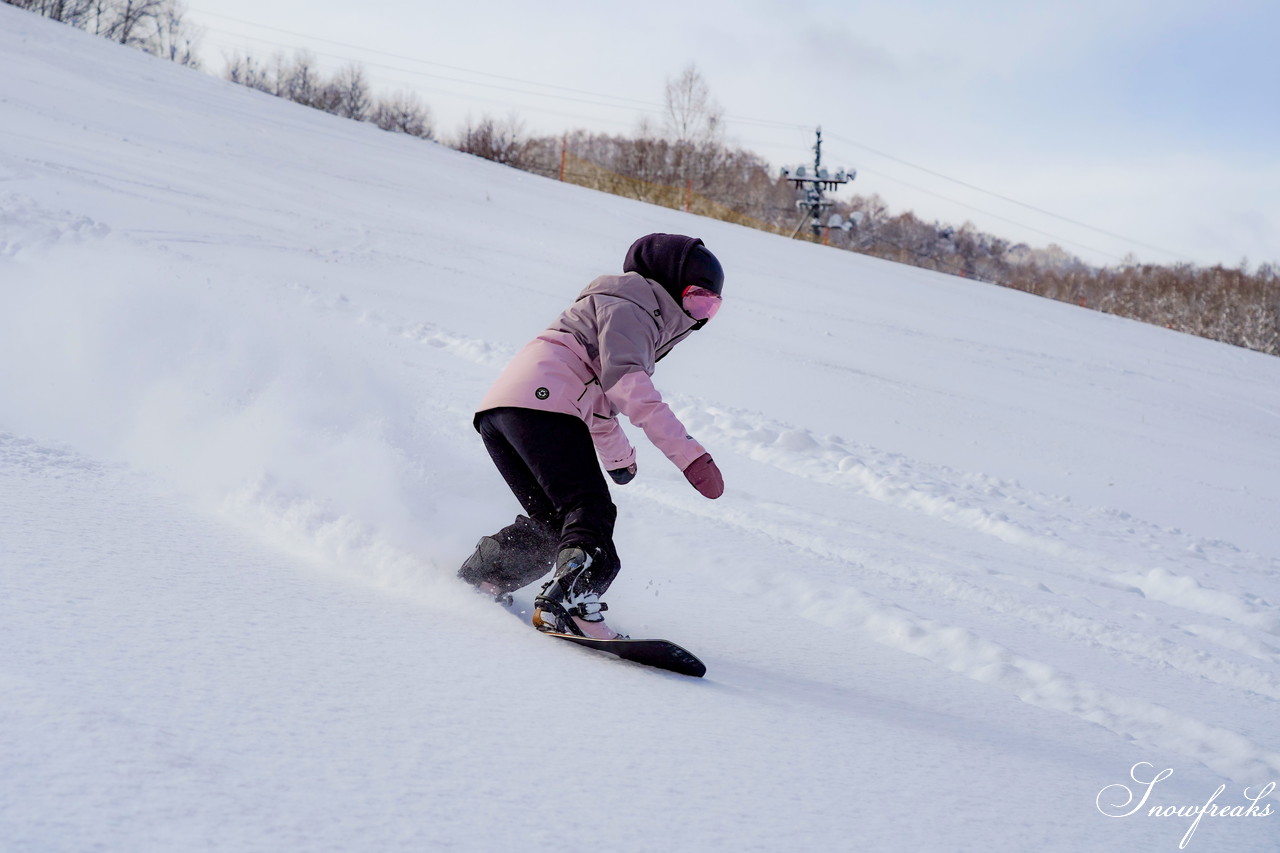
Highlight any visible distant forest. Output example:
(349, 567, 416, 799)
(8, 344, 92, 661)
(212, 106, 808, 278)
(10, 0, 1278, 356)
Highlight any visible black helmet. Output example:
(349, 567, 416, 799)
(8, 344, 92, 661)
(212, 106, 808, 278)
(623, 233, 725, 304)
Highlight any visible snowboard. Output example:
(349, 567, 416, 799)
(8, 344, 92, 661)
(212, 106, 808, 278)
(539, 630, 707, 678)
(494, 592, 706, 677)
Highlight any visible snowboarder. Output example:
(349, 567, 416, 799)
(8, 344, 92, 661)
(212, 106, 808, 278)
(459, 233, 726, 639)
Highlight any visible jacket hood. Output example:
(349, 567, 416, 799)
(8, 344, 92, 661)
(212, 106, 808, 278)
(571, 272, 698, 367)
(576, 272, 696, 334)
(622, 233, 706, 303)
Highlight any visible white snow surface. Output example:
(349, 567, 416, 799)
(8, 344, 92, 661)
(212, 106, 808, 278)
(2, 8, 1279, 852)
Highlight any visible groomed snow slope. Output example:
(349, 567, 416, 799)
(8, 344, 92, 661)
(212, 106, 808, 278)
(2, 7, 1278, 851)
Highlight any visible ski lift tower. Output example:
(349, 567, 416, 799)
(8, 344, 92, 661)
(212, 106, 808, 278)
(780, 127, 856, 240)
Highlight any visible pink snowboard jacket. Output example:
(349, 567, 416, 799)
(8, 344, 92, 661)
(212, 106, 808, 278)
(477, 272, 706, 473)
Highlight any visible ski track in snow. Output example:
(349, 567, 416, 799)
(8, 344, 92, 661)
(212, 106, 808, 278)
(0, 191, 112, 256)
(285, 281, 1280, 790)
(286, 280, 515, 370)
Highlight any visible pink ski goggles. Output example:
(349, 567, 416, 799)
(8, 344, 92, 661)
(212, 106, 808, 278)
(682, 285, 722, 323)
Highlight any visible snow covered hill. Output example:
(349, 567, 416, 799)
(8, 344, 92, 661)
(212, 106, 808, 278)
(2, 7, 1278, 851)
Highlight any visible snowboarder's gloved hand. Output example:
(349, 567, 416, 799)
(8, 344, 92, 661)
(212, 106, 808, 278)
(683, 453, 723, 499)
(608, 463, 637, 485)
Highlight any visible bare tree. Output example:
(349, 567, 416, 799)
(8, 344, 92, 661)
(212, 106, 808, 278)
(9, 0, 199, 57)
(275, 52, 324, 108)
(148, 0, 200, 67)
(456, 113, 532, 168)
(101, 0, 166, 47)
(220, 48, 442, 143)
(16, 0, 95, 25)
(663, 63, 724, 149)
(662, 63, 726, 191)
(224, 51, 274, 93)
(326, 64, 371, 121)
(371, 91, 435, 140)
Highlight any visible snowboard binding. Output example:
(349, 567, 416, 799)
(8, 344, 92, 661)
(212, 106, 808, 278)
(531, 593, 610, 636)
(533, 547, 624, 640)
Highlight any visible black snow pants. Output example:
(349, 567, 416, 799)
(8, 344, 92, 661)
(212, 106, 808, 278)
(460, 407, 620, 594)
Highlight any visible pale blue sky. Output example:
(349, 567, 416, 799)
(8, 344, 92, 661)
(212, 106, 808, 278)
(187, 0, 1279, 266)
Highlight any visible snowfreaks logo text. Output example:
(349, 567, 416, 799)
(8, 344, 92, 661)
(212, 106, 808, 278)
(1096, 762, 1275, 849)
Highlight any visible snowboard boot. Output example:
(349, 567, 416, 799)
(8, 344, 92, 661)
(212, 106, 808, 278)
(458, 515, 558, 601)
(532, 546, 626, 640)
